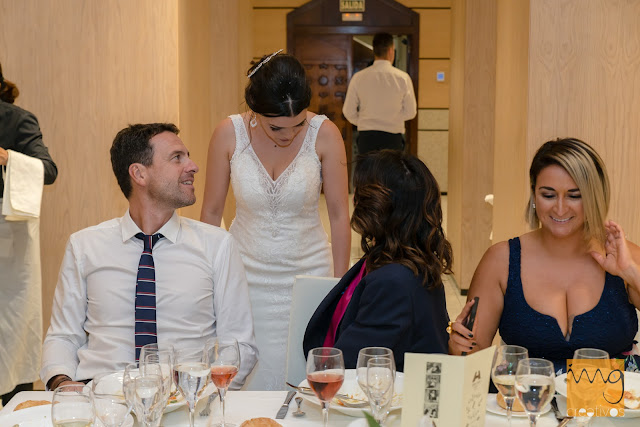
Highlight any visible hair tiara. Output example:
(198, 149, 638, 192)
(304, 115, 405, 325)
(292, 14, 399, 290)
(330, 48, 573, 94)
(248, 49, 283, 79)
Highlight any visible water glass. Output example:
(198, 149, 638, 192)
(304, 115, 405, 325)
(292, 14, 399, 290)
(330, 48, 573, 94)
(141, 344, 175, 417)
(367, 356, 394, 425)
(515, 358, 555, 427)
(356, 347, 395, 418)
(173, 346, 210, 427)
(132, 374, 163, 427)
(206, 337, 240, 427)
(306, 347, 345, 427)
(491, 344, 528, 426)
(92, 371, 132, 427)
(51, 384, 95, 427)
(572, 348, 611, 426)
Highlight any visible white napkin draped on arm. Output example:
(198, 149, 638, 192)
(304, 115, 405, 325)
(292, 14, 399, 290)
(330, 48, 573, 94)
(2, 149, 44, 220)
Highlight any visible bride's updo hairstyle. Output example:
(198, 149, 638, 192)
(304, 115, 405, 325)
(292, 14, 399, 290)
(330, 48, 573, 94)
(245, 52, 311, 118)
(351, 150, 453, 289)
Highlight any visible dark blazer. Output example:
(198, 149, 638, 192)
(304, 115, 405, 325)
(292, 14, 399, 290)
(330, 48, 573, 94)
(303, 258, 450, 371)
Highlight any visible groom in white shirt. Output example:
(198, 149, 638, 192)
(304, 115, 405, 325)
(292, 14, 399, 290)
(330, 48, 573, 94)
(41, 123, 257, 391)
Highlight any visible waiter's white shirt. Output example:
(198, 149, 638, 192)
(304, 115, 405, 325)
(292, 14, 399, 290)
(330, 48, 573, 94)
(342, 59, 417, 134)
(41, 210, 258, 389)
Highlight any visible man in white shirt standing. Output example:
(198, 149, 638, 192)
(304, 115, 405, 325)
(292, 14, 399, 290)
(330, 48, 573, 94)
(342, 32, 417, 155)
(41, 123, 257, 391)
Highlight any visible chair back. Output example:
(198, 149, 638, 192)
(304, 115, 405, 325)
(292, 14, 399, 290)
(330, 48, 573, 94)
(285, 275, 339, 385)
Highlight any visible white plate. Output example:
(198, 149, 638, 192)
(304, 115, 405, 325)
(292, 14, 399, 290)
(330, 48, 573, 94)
(298, 369, 404, 417)
(555, 371, 640, 418)
(89, 371, 215, 414)
(485, 393, 550, 417)
(0, 404, 133, 427)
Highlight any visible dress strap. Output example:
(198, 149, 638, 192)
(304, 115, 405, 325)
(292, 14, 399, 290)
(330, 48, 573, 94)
(229, 114, 251, 159)
(304, 114, 328, 154)
(506, 237, 522, 296)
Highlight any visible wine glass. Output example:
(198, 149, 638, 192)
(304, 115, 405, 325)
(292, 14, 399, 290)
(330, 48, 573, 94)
(92, 371, 132, 427)
(51, 384, 95, 427)
(132, 374, 163, 427)
(366, 356, 394, 425)
(491, 344, 528, 426)
(515, 358, 555, 427)
(141, 344, 175, 421)
(572, 348, 610, 426)
(306, 347, 345, 427)
(123, 362, 140, 412)
(206, 337, 240, 427)
(356, 347, 395, 418)
(173, 346, 210, 427)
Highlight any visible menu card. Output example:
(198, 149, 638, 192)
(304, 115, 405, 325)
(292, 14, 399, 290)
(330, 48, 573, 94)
(401, 346, 496, 427)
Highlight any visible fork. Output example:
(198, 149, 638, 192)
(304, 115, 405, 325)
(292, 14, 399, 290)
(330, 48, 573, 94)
(199, 391, 219, 417)
(550, 397, 572, 426)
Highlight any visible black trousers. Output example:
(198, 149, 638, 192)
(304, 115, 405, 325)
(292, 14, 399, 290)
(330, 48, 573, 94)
(356, 130, 404, 156)
(2, 382, 34, 406)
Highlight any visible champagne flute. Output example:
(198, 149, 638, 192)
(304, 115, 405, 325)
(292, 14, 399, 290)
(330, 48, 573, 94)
(206, 337, 240, 427)
(356, 347, 395, 417)
(51, 384, 95, 427)
(92, 371, 132, 427)
(515, 358, 555, 427)
(132, 374, 163, 427)
(572, 348, 610, 426)
(491, 344, 528, 426)
(173, 346, 210, 427)
(366, 356, 394, 425)
(306, 347, 345, 427)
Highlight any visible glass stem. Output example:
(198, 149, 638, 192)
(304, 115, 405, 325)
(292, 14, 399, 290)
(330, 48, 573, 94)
(321, 401, 330, 427)
(219, 388, 227, 426)
(504, 396, 514, 427)
(188, 405, 196, 427)
(528, 413, 537, 427)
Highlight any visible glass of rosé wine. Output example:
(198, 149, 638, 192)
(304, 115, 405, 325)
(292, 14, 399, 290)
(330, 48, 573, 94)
(306, 347, 345, 427)
(206, 337, 240, 427)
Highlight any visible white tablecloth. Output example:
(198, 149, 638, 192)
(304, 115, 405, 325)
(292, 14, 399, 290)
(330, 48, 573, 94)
(1, 391, 638, 426)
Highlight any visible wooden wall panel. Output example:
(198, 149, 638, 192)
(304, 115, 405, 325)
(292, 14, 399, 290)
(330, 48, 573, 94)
(0, 0, 180, 336)
(398, 0, 452, 7)
(418, 9, 451, 58)
(253, 8, 293, 58)
(492, 0, 530, 244)
(419, 59, 450, 108)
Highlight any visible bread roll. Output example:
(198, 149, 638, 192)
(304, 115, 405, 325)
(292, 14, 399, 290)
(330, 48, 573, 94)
(13, 400, 51, 411)
(496, 393, 525, 413)
(239, 418, 283, 427)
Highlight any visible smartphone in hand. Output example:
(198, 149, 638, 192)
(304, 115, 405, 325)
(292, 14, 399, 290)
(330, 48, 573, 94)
(461, 296, 479, 356)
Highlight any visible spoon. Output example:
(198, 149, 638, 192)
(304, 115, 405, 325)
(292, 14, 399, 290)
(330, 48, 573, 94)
(292, 396, 305, 417)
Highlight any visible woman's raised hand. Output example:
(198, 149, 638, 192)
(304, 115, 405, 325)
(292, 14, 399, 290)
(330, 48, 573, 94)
(590, 220, 640, 285)
(447, 299, 479, 355)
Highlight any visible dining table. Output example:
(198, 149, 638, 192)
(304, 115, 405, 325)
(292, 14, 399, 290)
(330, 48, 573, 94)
(1, 391, 638, 426)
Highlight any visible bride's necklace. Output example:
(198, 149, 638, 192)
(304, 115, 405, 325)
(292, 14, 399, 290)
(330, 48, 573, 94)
(272, 138, 294, 148)
(250, 113, 298, 148)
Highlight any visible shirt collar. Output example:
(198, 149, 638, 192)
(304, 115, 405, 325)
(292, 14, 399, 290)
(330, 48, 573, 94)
(373, 59, 392, 67)
(120, 209, 180, 244)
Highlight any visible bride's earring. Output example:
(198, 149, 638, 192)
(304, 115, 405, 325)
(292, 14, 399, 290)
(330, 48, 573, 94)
(250, 114, 257, 128)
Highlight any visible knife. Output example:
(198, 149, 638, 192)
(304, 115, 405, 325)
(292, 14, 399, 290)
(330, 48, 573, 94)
(276, 390, 296, 419)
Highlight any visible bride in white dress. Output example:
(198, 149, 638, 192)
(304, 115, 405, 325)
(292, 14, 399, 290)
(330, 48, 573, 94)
(200, 52, 350, 390)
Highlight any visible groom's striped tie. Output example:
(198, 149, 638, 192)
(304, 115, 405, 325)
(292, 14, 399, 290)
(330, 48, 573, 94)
(134, 232, 163, 361)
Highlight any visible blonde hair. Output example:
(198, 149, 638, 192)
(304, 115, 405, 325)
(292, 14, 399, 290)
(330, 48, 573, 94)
(526, 138, 610, 243)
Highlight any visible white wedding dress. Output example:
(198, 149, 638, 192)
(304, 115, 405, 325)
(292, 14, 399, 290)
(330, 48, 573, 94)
(228, 114, 333, 390)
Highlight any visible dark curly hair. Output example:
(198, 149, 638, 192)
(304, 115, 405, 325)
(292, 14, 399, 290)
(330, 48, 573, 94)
(110, 123, 179, 198)
(245, 53, 311, 117)
(351, 150, 453, 288)
(0, 61, 19, 104)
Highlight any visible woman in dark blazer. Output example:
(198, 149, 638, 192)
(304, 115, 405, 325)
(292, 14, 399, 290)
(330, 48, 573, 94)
(303, 150, 452, 371)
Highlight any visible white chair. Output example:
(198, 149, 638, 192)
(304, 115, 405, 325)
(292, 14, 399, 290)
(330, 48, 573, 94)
(285, 275, 339, 386)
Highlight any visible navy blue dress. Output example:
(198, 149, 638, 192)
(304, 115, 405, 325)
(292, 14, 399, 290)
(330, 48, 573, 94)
(499, 238, 638, 373)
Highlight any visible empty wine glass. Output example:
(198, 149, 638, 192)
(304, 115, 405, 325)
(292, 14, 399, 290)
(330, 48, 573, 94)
(173, 346, 210, 427)
(306, 347, 345, 427)
(123, 362, 140, 412)
(132, 374, 163, 427)
(51, 384, 95, 427)
(356, 347, 395, 417)
(141, 344, 175, 420)
(92, 371, 132, 427)
(367, 356, 394, 425)
(515, 358, 555, 427)
(572, 348, 611, 426)
(206, 337, 240, 427)
(491, 344, 528, 426)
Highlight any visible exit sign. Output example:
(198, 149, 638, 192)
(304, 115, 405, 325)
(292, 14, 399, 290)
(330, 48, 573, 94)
(340, 0, 365, 13)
